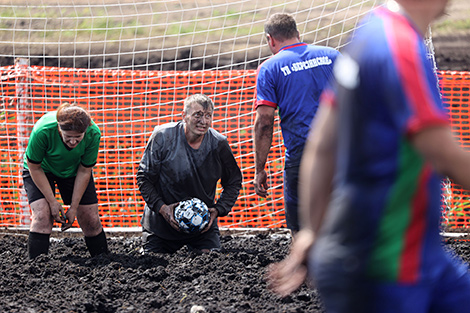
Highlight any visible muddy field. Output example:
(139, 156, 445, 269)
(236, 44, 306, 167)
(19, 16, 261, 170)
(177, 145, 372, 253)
(1, 230, 470, 313)
(0, 1, 469, 312)
(0, 230, 324, 313)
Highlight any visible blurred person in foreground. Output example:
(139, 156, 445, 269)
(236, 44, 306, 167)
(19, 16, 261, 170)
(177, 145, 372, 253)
(268, 0, 470, 312)
(137, 94, 242, 254)
(253, 13, 340, 233)
(24, 102, 108, 259)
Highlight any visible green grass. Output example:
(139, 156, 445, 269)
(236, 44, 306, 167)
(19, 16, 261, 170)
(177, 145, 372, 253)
(0, 1, 468, 46)
(434, 17, 470, 33)
(0, 3, 269, 42)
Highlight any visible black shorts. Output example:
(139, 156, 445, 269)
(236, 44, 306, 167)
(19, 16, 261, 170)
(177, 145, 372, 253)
(23, 170, 98, 205)
(142, 228, 221, 254)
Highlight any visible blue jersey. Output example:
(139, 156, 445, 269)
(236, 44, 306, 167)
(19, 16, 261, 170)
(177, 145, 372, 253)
(313, 6, 450, 285)
(256, 43, 340, 166)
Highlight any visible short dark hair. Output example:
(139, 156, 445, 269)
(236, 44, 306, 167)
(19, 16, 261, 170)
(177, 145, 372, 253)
(264, 13, 299, 41)
(56, 102, 91, 133)
(183, 94, 214, 113)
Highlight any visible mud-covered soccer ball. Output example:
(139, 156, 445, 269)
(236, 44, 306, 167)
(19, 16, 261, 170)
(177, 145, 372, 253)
(174, 198, 210, 233)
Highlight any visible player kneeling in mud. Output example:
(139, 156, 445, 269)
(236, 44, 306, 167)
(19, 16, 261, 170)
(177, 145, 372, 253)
(23, 102, 108, 259)
(137, 94, 242, 254)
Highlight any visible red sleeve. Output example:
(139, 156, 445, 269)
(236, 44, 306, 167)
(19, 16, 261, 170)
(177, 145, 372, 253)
(320, 88, 336, 108)
(255, 99, 277, 110)
(384, 12, 448, 136)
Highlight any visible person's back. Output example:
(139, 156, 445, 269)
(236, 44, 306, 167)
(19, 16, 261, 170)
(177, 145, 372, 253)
(257, 43, 339, 163)
(254, 13, 340, 232)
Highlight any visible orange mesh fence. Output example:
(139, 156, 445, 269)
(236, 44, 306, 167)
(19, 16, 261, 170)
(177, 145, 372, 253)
(0, 64, 286, 229)
(439, 71, 470, 230)
(1, 66, 469, 230)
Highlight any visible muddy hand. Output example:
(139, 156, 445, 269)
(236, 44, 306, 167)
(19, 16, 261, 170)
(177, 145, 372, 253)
(49, 201, 66, 224)
(160, 203, 180, 231)
(61, 207, 77, 231)
(254, 169, 269, 198)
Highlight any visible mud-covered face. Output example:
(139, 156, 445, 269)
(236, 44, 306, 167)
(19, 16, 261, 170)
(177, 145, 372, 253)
(59, 128, 85, 149)
(183, 102, 213, 137)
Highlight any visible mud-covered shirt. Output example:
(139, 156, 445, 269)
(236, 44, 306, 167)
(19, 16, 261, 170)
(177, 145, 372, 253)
(24, 111, 101, 178)
(137, 121, 242, 240)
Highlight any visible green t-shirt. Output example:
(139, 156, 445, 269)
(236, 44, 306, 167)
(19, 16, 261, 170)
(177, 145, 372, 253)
(24, 111, 101, 178)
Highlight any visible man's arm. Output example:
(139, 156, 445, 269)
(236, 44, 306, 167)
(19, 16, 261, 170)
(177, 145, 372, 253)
(412, 126, 470, 190)
(136, 131, 166, 214)
(62, 164, 93, 231)
(214, 140, 243, 217)
(136, 130, 180, 230)
(267, 104, 337, 296)
(27, 160, 66, 224)
(253, 105, 275, 197)
(299, 104, 337, 233)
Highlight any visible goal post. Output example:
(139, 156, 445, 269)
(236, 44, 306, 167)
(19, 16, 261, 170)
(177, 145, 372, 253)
(0, 0, 382, 70)
(15, 0, 464, 230)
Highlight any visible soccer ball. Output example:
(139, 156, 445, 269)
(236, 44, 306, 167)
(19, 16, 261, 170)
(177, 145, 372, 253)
(174, 198, 210, 233)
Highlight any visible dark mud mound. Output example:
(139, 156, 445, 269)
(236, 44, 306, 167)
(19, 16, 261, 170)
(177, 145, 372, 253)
(0, 232, 323, 313)
(1, 231, 469, 313)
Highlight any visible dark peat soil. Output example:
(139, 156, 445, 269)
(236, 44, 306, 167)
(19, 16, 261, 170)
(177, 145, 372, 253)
(1, 230, 469, 313)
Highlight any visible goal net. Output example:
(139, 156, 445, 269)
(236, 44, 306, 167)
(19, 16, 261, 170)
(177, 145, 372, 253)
(1, 0, 393, 230)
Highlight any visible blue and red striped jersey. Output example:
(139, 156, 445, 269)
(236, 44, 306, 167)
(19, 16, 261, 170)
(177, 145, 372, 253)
(315, 6, 449, 283)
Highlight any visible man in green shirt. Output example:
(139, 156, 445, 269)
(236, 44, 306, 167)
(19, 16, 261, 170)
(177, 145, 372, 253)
(23, 102, 108, 259)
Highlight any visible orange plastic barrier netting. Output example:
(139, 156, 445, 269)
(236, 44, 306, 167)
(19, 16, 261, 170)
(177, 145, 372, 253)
(439, 71, 470, 230)
(0, 65, 286, 229)
(1, 66, 469, 230)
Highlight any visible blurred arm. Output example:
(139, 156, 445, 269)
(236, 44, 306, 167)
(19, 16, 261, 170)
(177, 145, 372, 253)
(267, 104, 337, 297)
(299, 104, 337, 234)
(412, 126, 470, 189)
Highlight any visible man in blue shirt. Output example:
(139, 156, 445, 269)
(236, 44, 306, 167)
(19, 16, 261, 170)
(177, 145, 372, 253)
(254, 13, 340, 232)
(268, 1, 470, 312)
